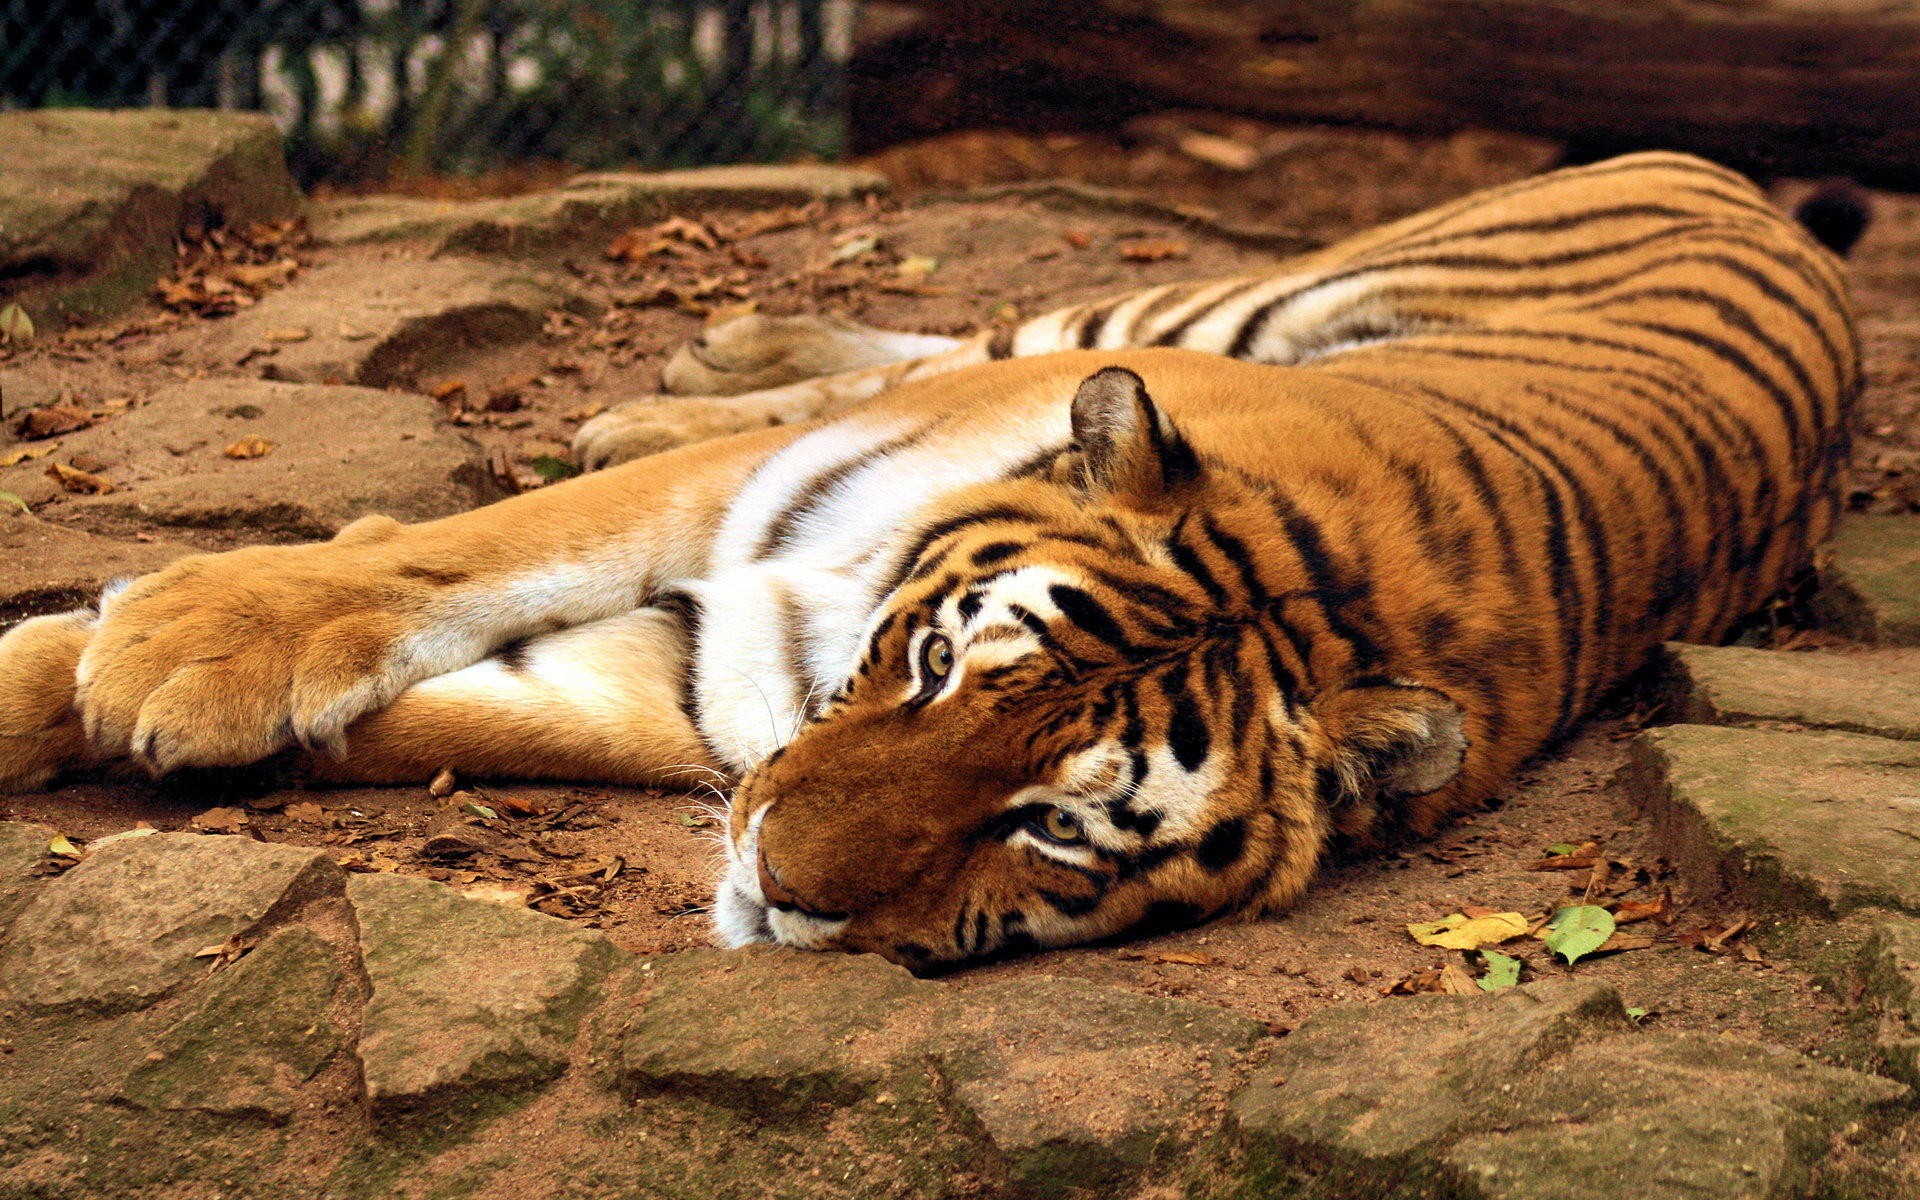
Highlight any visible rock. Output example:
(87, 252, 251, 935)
(0, 832, 337, 1013)
(0, 821, 57, 936)
(0, 518, 193, 624)
(0, 110, 301, 325)
(610, 947, 1260, 1196)
(1814, 515, 1920, 645)
(929, 974, 1262, 1197)
(120, 926, 344, 1122)
(1862, 916, 1920, 1088)
(0, 379, 494, 538)
(313, 164, 886, 252)
(611, 946, 937, 1111)
(1660, 642, 1920, 741)
(0, 366, 61, 415)
(1443, 1034, 1903, 1200)
(1230, 980, 1628, 1167)
(196, 257, 591, 389)
(1227, 979, 1902, 1200)
(1627, 724, 1920, 917)
(347, 872, 620, 1108)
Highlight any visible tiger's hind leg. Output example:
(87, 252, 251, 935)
(305, 607, 725, 788)
(575, 314, 974, 469)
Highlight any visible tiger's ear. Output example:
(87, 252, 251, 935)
(1069, 367, 1202, 501)
(1314, 681, 1467, 804)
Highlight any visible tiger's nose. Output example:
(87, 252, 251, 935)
(757, 848, 848, 920)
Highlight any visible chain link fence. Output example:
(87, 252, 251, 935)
(0, 0, 853, 182)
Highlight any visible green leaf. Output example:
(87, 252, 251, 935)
(0, 302, 34, 343)
(0, 491, 28, 515)
(1625, 1006, 1649, 1022)
(1545, 842, 1580, 856)
(1475, 950, 1523, 991)
(527, 455, 580, 484)
(1544, 904, 1617, 965)
(460, 802, 499, 820)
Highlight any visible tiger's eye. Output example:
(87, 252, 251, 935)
(921, 633, 954, 679)
(1039, 806, 1086, 844)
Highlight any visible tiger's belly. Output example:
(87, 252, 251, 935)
(686, 406, 1069, 771)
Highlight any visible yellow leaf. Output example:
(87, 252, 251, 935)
(0, 443, 57, 468)
(46, 461, 112, 494)
(48, 835, 82, 858)
(223, 436, 276, 460)
(0, 302, 35, 343)
(1406, 912, 1530, 950)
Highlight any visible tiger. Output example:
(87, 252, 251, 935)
(0, 152, 1861, 967)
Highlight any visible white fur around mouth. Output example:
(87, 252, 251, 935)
(711, 806, 852, 950)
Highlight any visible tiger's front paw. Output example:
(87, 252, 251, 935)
(573, 397, 776, 470)
(76, 540, 429, 775)
(0, 610, 96, 791)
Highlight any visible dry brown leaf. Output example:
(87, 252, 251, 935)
(283, 801, 327, 823)
(1703, 917, 1753, 954)
(46, 461, 112, 494)
(0, 443, 57, 468)
(1612, 889, 1672, 925)
(1597, 931, 1657, 954)
(223, 436, 276, 460)
(1438, 962, 1484, 995)
(1119, 238, 1188, 262)
(488, 792, 549, 817)
(1383, 968, 1443, 995)
(1525, 850, 1601, 871)
(724, 204, 817, 239)
(431, 379, 468, 402)
(1064, 230, 1093, 249)
(189, 806, 250, 833)
(1118, 948, 1217, 966)
(16, 405, 94, 439)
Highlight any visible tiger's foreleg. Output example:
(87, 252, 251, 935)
(307, 608, 722, 787)
(0, 426, 793, 786)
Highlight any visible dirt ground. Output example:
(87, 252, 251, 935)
(4, 117, 1918, 1066)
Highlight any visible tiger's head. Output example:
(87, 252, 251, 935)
(715, 365, 1468, 967)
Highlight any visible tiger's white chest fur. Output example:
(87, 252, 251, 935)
(688, 406, 1067, 771)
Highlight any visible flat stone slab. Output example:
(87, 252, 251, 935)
(1661, 642, 1920, 741)
(0, 110, 301, 324)
(2, 379, 491, 537)
(120, 926, 344, 1122)
(1229, 979, 1902, 1200)
(195, 256, 587, 389)
(348, 872, 621, 1108)
(612, 946, 1262, 1195)
(0, 832, 337, 1013)
(0, 517, 192, 624)
(1863, 916, 1920, 1087)
(1628, 724, 1920, 917)
(0, 821, 56, 936)
(1815, 514, 1920, 645)
(312, 163, 887, 252)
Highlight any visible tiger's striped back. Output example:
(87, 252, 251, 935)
(715, 153, 1858, 965)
